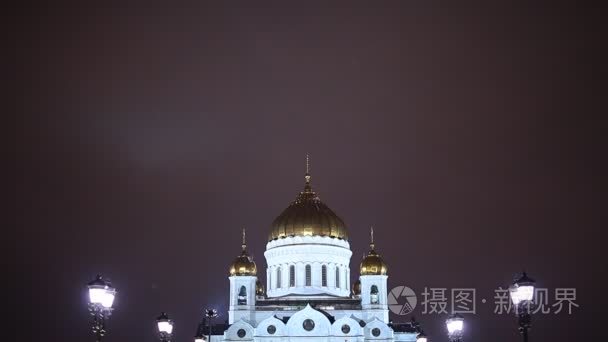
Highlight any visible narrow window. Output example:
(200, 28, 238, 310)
(370, 285, 379, 304)
(289, 265, 295, 287)
(336, 267, 340, 288)
(305, 265, 311, 286)
(238, 285, 247, 305)
(276, 267, 282, 289)
(322, 265, 327, 287)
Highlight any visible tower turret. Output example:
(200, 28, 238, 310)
(228, 229, 257, 324)
(359, 227, 389, 322)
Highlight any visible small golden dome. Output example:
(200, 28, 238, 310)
(360, 250, 388, 275)
(360, 227, 388, 276)
(229, 252, 257, 276)
(352, 279, 361, 296)
(229, 229, 257, 276)
(255, 280, 265, 296)
(269, 169, 347, 241)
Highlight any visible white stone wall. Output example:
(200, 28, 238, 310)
(360, 275, 389, 322)
(228, 276, 257, 324)
(223, 235, 409, 340)
(264, 236, 352, 297)
(222, 304, 418, 342)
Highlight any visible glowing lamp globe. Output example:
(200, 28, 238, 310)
(205, 308, 218, 318)
(87, 275, 116, 309)
(509, 272, 536, 306)
(157, 312, 174, 335)
(446, 314, 464, 335)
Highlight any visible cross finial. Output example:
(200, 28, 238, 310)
(241, 228, 247, 251)
(370, 226, 375, 250)
(304, 154, 312, 188)
(306, 154, 310, 174)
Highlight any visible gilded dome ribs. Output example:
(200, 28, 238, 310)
(268, 171, 347, 241)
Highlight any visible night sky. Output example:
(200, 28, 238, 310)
(14, 2, 605, 342)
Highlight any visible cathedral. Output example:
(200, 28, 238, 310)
(218, 168, 421, 341)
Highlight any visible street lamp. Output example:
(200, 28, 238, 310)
(204, 308, 218, 342)
(87, 275, 117, 342)
(446, 313, 464, 342)
(509, 272, 536, 342)
(157, 312, 174, 342)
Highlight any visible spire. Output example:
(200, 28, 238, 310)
(304, 154, 312, 192)
(241, 228, 247, 251)
(306, 153, 310, 175)
(370, 226, 375, 250)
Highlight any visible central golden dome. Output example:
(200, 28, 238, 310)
(268, 171, 347, 241)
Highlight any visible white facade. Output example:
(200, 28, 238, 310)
(228, 276, 257, 324)
(218, 172, 421, 341)
(360, 275, 390, 322)
(265, 236, 351, 298)
(223, 304, 418, 342)
(220, 234, 419, 341)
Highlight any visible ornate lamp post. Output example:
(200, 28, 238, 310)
(446, 313, 464, 342)
(509, 272, 536, 342)
(204, 308, 218, 341)
(156, 312, 174, 342)
(87, 275, 117, 342)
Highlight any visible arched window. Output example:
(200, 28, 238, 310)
(289, 265, 295, 287)
(370, 285, 379, 304)
(305, 265, 311, 286)
(276, 267, 282, 289)
(322, 265, 327, 287)
(335, 267, 340, 288)
(238, 285, 247, 305)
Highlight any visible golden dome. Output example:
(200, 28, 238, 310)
(360, 227, 388, 276)
(360, 250, 387, 275)
(269, 170, 347, 241)
(229, 229, 257, 276)
(255, 279, 265, 296)
(229, 252, 257, 276)
(352, 279, 361, 296)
